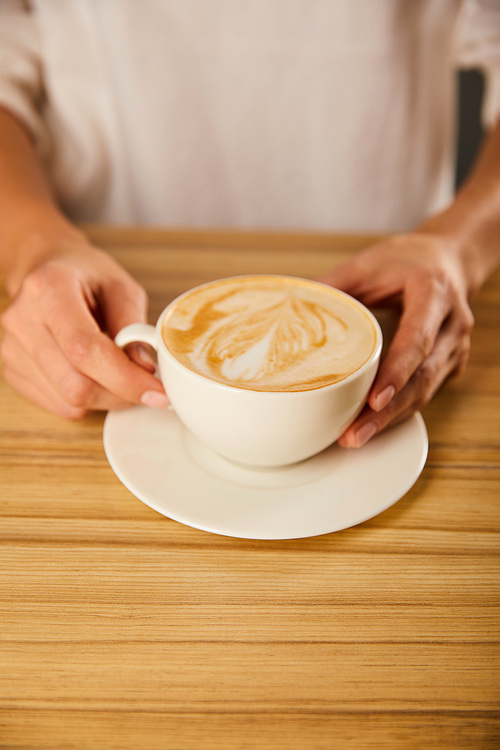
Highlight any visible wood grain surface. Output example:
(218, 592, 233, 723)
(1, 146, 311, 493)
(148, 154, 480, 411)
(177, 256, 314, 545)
(1, 227, 499, 749)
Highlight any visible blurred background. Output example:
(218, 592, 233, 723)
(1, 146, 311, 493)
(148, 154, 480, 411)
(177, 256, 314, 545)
(456, 68, 485, 188)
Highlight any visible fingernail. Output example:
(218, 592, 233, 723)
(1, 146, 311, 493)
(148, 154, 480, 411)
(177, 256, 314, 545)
(135, 344, 156, 369)
(354, 421, 377, 448)
(140, 390, 169, 409)
(337, 434, 350, 449)
(375, 385, 395, 411)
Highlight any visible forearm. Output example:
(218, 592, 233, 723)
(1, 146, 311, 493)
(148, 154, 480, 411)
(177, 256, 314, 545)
(0, 107, 85, 295)
(417, 118, 500, 296)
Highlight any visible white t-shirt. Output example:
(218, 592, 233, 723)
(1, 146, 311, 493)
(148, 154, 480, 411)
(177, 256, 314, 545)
(0, 0, 499, 232)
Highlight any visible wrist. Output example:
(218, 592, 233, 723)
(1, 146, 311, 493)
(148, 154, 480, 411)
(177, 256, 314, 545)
(415, 131, 500, 297)
(415, 210, 492, 299)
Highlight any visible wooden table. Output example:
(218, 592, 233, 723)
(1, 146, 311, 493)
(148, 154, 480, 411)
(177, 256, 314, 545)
(1, 227, 499, 749)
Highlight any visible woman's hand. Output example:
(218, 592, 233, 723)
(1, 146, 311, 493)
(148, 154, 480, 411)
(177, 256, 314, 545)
(1, 237, 168, 418)
(320, 232, 475, 447)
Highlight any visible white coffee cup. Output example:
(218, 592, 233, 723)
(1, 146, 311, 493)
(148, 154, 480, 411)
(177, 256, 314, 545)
(115, 275, 382, 467)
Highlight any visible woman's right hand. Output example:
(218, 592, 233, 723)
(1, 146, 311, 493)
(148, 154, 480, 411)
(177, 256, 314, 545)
(1, 236, 169, 418)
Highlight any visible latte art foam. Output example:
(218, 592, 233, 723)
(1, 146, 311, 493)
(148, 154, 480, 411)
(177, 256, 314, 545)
(161, 276, 377, 392)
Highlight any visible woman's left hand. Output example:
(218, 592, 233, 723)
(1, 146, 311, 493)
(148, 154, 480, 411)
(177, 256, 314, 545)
(319, 232, 475, 447)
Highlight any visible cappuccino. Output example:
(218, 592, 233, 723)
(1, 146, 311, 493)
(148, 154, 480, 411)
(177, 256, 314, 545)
(161, 276, 377, 392)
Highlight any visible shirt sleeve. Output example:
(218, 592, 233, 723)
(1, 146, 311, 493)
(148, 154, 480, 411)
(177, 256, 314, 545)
(453, 0, 500, 129)
(0, 0, 49, 152)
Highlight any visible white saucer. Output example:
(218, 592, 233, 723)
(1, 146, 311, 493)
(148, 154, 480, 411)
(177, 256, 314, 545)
(103, 406, 428, 540)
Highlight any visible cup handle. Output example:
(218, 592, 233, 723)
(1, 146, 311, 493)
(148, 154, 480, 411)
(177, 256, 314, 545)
(115, 324, 173, 409)
(114, 323, 157, 351)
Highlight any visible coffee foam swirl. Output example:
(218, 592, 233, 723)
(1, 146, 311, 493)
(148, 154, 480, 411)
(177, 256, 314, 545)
(161, 277, 376, 392)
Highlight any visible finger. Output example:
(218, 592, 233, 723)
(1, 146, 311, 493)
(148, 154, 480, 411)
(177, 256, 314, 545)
(98, 275, 149, 337)
(124, 343, 157, 373)
(340, 320, 469, 448)
(2, 331, 130, 416)
(4, 363, 128, 417)
(338, 402, 417, 449)
(88, 268, 158, 371)
(85, 272, 158, 372)
(97, 275, 157, 370)
(3, 363, 88, 419)
(368, 275, 452, 410)
(39, 286, 167, 406)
